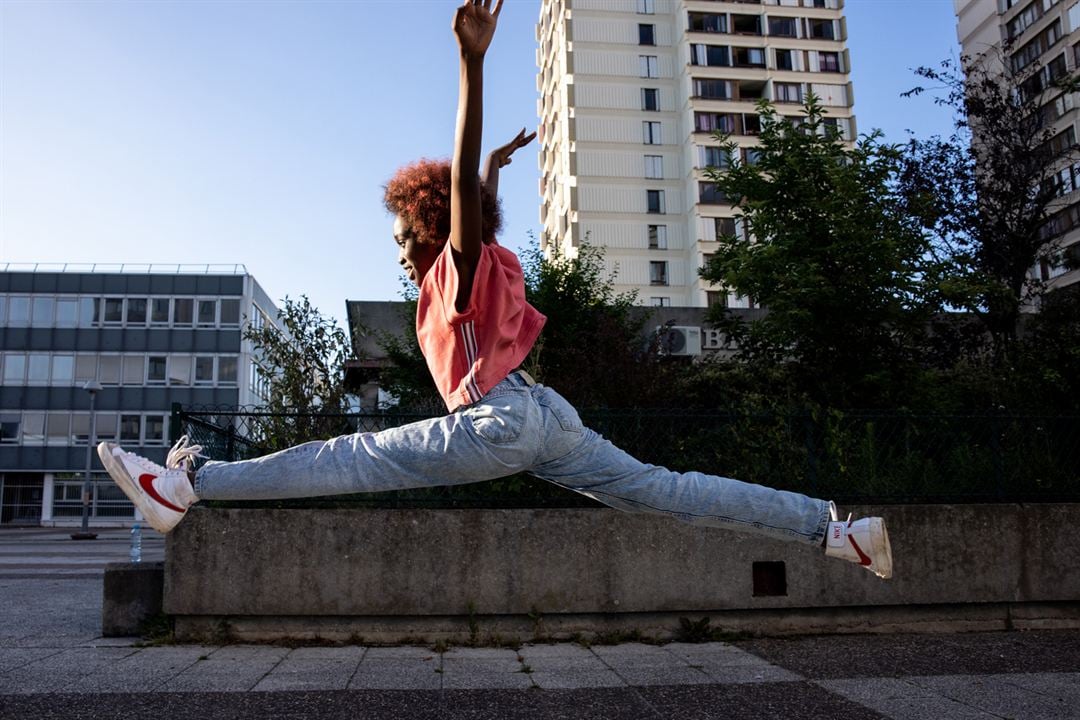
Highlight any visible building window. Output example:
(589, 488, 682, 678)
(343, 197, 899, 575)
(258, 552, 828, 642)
(123, 356, 143, 385)
(174, 298, 194, 326)
(95, 413, 118, 442)
(731, 14, 762, 35)
(643, 121, 662, 144)
(99, 356, 121, 385)
(644, 155, 664, 179)
(197, 299, 217, 326)
(169, 356, 193, 385)
(688, 12, 727, 33)
(707, 291, 729, 308)
(27, 354, 50, 384)
(22, 413, 45, 444)
(694, 79, 732, 100)
(639, 55, 658, 78)
(691, 44, 730, 67)
(219, 356, 238, 384)
(733, 47, 766, 68)
(637, 0, 654, 14)
(145, 415, 166, 443)
(3, 354, 25, 384)
(639, 23, 655, 45)
(32, 297, 54, 326)
(774, 82, 802, 103)
(650, 261, 669, 286)
(56, 298, 78, 327)
(6, 296, 29, 327)
(151, 298, 171, 324)
(775, 48, 795, 71)
(195, 356, 215, 384)
(126, 298, 147, 325)
(818, 51, 840, 72)
(650, 297, 671, 307)
(695, 112, 736, 133)
(648, 224, 668, 250)
(716, 217, 737, 239)
(51, 355, 74, 386)
(646, 189, 666, 214)
(642, 87, 659, 111)
(120, 415, 142, 442)
(700, 183, 727, 204)
(103, 298, 124, 324)
(768, 17, 798, 37)
(220, 299, 241, 326)
(743, 147, 763, 165)
(808, 19, 835, 40)
(701, 145, 731, 168)
(0, 413, 20, 444)
(75, 355, 97, 383)
(147, 356, 167, 384)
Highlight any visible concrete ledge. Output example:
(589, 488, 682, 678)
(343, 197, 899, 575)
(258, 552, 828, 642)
(102, 561, 164, 637)
(165, 504, 1080, 641)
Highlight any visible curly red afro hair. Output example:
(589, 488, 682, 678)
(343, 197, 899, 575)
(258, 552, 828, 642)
(383, 158, 503, 246)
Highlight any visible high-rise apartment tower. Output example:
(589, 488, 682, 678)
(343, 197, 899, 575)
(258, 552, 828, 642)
(537, 0, 855, 307)
(955, 0, 1080, 290)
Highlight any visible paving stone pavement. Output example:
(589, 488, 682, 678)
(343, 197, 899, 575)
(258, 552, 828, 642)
(0, 529, 1078, 718)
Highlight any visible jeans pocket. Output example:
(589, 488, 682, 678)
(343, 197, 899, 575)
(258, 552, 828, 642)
(464, 391, 528, 445)
(536, 387, 583, 435)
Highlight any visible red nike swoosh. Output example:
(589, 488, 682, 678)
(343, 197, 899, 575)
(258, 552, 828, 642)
(848, 534, 873, 567)
(139, 473, 184, 513)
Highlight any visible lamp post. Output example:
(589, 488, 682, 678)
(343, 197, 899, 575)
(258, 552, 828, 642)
(71, 380, 102, 541)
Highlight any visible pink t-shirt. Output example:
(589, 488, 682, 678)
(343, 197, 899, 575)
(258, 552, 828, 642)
(416, 241, 547, 412)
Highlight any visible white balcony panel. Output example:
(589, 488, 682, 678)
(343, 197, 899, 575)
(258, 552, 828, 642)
(574, 49, 675, 78)
(811, 83, 849, 107)
(578, 220, 687, 250)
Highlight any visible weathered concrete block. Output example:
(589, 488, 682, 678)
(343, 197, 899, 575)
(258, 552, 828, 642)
(163, 504, 1080, 641)
(102, 561, 164, 637)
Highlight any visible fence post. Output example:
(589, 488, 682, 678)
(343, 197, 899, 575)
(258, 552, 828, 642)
(226, 424, 236, 462)
(170, 402, 183, 445)
(991, 411, 1004, 499)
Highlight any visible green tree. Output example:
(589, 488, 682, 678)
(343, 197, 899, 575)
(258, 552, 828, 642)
(242, 295, 356, 450)
(702, 95, 938, 407)
(900, 54, 1080, 357)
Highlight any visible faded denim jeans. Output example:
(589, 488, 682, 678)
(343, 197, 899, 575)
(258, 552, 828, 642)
(196, 372, 831, 545)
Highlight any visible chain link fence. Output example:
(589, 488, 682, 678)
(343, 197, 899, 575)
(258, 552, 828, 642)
(173, 404, 1080, 507)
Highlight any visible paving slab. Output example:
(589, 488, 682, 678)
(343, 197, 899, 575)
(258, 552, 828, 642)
(251, 646, 367, 692)
(910, 673, 1080, 720)
(0, 647, 66, 674)
(349, 658, 444, 690)
(441, 647, 533, 690)
(519, 643, 624, 689)
(662, 642, 802, 684)
(0, 647, 139, 694)
(63, 646, 212, 694)
(157, 645, 289, 693)
(591, 642, 713, 686)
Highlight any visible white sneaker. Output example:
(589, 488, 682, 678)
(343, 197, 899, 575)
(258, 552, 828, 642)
(97, 435, 205, 534)
(824, 502, 893, 579)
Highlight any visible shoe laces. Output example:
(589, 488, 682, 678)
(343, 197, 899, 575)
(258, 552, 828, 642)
(166, 435, 207, 471)
(828, 501, 852, 525)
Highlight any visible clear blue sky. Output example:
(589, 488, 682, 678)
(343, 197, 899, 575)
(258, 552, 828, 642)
(0, 0, 961, 326)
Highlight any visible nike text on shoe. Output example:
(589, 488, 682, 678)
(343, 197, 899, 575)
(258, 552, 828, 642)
(97, 436, 204, 534)
(824, 502, 893, 579)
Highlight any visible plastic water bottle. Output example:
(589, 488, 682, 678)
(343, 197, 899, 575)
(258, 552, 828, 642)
(129, 523, 142, 563)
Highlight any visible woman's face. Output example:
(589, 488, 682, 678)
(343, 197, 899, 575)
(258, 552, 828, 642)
(394, 215, 441, 286)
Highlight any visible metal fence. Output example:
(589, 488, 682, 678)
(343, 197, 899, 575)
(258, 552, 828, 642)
(173, 405, 1080, 507)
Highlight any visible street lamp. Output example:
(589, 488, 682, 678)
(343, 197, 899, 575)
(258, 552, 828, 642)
(71, 380, 103, 541)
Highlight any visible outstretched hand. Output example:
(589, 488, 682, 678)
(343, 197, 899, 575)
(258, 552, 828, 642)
(453, 0, 503, 59)
(491, 128, 537, 168)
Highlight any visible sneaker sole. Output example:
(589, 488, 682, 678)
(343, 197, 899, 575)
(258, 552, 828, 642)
(869, 517, 893, 579)
(97, 442, 180, 534)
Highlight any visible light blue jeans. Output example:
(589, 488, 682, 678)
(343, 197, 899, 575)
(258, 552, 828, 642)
(196, 372, 830, 545)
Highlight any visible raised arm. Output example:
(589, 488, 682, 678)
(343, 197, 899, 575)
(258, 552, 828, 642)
(450, 0, 502, 312)
(482, 127, 537, 198)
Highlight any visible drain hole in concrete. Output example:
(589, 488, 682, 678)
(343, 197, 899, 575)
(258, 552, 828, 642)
(752, 561, 787, 597)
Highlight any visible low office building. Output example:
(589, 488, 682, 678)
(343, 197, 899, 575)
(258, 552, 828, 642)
(0, 264, 279, 527)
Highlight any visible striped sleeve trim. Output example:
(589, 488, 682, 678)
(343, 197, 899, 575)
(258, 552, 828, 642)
(458, 320, 483, 404)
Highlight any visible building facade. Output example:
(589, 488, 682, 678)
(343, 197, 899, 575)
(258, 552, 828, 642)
(955, 0, 1080, 290)
(537, 0, 855, 307)
(0, 265, 279, 527)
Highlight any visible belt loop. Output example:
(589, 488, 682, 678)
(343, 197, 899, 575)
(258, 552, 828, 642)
(515, 369, 536, 387)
